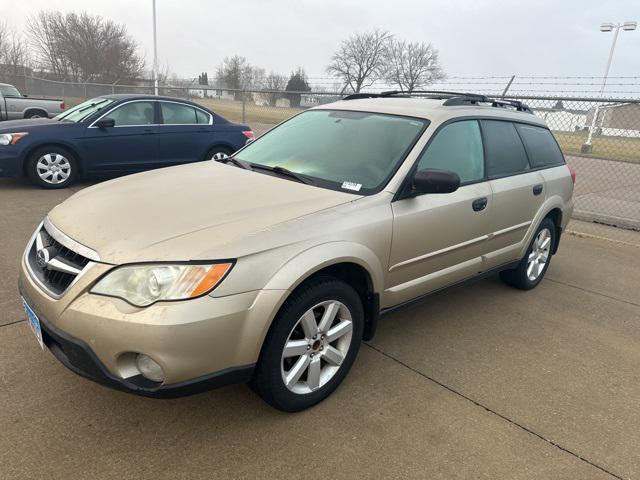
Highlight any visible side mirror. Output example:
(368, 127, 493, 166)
(95, 118, 115, 129)
(410, 168, 460, 196)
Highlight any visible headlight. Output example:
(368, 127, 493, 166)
(0, 132, 29, 145)
(91, 262, 234, 307)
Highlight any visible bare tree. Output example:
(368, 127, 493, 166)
(215, 55, 266, 100)
(0, 22, 30, 86)
(385, 39, 444, 92)
(26, 11, 144, 82)
(326, 29, 391, 93)
(262, 71, 287, 106)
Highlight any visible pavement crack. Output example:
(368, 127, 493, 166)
(0, 319, 26, 328)
(545, 277, 640, 308)
(364, 342, 624, 480)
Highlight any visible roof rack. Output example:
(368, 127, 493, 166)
(342, 90, 533, 114)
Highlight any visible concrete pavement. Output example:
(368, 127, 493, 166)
(1, 177, 639, 479)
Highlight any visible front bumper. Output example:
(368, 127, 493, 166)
(19, 255, 287, 398)
(0, 147, 23, 177)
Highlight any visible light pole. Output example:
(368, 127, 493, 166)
(582, 21, 637, 153)
(152, 0, 159, 96)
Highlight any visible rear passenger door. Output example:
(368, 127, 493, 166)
(157, 101, 213, 166)
(482, 120, 546, 267)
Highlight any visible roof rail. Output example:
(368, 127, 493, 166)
(342, 89, 533, 114)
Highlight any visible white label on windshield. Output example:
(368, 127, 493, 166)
(341, 181, 362, 192)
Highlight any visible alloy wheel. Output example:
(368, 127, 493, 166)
(36, 153, 71, 185)
(527, 228, 552, 281)
(210, 152, 229, 160)
(281, 300, 353, 395)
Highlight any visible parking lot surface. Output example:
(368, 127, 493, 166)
(1, 177, 639, 480)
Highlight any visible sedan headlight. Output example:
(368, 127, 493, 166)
(0, 132, 29, 145)
(91, 262, 234, 307)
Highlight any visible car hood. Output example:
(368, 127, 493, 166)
(0, 118, 78, 133)
(47, 162, 360, 264)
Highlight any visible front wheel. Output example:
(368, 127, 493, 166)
(500, 218, 556, 290)
(26, 146, 78, 189)
(251, 277, 364, 412)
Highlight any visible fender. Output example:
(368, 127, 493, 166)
(262, 241, 385, 296)
(518, 194, 567, 258)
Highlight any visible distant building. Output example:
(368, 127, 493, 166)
(188, 88, 235, 101)
(585, 103, 640, 137)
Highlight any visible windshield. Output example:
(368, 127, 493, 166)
(0, 85, 21, 97)
(234, 110, 427, 194)
(55, 97, 114, 123)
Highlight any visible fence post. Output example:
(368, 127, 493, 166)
(84, 83, 88, 99)
(242, 90, 246, 124)
(501, 75, 515, 97)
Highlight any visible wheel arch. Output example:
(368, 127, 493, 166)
(23, 108, 49, 119)
(262, 242, 385, 340)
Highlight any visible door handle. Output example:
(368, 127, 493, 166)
(472, 197, 488, 212)
(533, 184, 543, 196)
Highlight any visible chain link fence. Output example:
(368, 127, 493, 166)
(5, 75, 640, 242)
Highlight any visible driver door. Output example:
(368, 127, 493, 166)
(81, 100, 160, 172)
(386, 120, 493, 306)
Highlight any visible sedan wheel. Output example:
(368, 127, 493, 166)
(36, 153, 72, 185)
(281, 300, 353, 394)
(210, 151, 229, 160)
(27, 146, 78, 189)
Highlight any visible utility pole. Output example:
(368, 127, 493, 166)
(582, 21, 637, 153)
(152, 0, 159, 96)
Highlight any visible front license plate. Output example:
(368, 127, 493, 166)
(22, 298, 44, 350)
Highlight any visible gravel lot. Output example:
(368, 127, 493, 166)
(1, 176, 639, 480)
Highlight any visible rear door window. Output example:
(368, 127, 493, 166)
(160, 102, 198, 124)
(515, 124, 565, 168)
(482, 120, 530, 178)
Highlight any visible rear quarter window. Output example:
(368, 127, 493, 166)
(515, 124, 565, 168)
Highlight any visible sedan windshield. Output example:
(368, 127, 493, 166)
(234, 110, 427, 194)
(55, 97, 114, 123)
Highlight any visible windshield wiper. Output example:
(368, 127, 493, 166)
(214, 156, 251, 170)
(248, 164, 315, 185)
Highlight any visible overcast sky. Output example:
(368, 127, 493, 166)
(2, 0, 639, 86)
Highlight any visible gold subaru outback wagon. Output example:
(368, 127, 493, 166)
(19, 92, 575, 411)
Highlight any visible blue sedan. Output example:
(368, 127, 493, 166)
(0, 94, 254, 188)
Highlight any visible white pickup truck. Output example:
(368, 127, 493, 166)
(0, 83, 65, 120)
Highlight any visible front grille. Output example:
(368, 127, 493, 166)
(26, 223, 92, 296)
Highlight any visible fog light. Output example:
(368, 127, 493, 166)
(136, 354, 165, 382)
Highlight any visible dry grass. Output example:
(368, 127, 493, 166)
(553, 131, 640, 163)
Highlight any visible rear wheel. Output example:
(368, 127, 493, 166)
(207, 146, 232, 161)
(251, 277, 364, 412)
(26, 146, 78, 189)
(500, 218, 555, 290)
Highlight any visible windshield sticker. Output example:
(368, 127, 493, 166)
(341, 181, 362, 192)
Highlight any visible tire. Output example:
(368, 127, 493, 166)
(500, 218, 556, 290)
(206, 146, 232, 161)
(24, 110, 47, 119)
(26, 146, 79, 189)
(251, 277, 364, 412)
